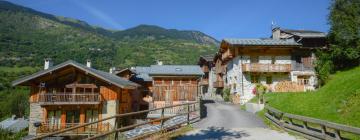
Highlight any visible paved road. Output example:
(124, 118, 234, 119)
(177, 97, 300, 140)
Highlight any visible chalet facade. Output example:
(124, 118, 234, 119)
(12, 60, 139, 136)
(111, 64, 203, 118)
(197, 55, 216, 96)
(214, 28, 326, 104)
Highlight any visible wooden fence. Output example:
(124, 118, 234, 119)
(38, 93, 101, 105)
(29, 101, 200, 140)
(265, 106, 360, 140)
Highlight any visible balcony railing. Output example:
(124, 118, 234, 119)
(38, 93, 101, 105)
(213, 81, 224, 88)
(37, 122, 110, 135)
(199, 79, 209, 85)
(242, 63, 291, 72)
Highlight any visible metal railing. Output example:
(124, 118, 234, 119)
(265, 106, 360, 140)
(38, 93, 101, 105)
(29, 101, 200, 140)
(242, 63, 291, 72)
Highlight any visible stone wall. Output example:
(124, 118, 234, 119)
(102, 100, 119, 128)
(225, 55, 298, 104)
(29, 103, 43, 136)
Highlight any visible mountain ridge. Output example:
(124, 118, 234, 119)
(0, 1, 218, 70)
(0, 1, 218, 45)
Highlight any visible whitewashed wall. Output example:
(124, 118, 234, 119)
(225, 55, 296, 104)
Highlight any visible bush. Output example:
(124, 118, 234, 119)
(315, 51, 334, 86)
(254, 84, 267, 104)
(222, 88, 230, 102)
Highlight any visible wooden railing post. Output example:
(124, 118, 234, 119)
(320, 125, 326, 135)
(334, 129, 341, 140)
(187, 103, 190, 125)
(114, 117, 119, 140)
(160, 108, 165, 130)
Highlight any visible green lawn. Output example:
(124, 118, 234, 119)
(265, 66, 360, 127)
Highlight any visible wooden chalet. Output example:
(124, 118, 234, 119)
(12, 60, 139, 136)
(197, 55, 215, 95)
(147, 64, 203, 118)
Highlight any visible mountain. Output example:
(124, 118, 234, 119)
(112, 25, 219, 45)
(0, 1, 218, 70)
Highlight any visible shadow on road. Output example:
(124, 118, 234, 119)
(200, 99, 214, 119)
(177, 126, 250, 140)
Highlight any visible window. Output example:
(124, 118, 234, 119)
(86, 110, 98, 130)
(250, 56, 259, 63)
(295, 56, 302, 63)
(266, 76, 273, 84)
(47, 110, 61, 129)
(250, 74, 260, 83)
(297, 76, 310, 85)
(271, 56, 276, 64)
(66, 110, 80, 125)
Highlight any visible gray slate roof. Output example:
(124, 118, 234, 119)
(0, 116, 28, 133)
(149, 65, 203, 76)
(223, 38, 301, 46)
(281, 29, 326, 38)
(200, 54, 214, 62)
(132, 67, 152, 82)
(12, 60, 139, 89)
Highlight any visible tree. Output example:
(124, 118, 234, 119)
(328, 0, 360, 69)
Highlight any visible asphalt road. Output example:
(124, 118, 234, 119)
(177, 98, 300, 140)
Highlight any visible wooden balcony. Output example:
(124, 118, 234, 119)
(213, 81, 224, 88)
(37, 122, 110, 135)
(242, 63, 291, 73)
(38, 93, 101, 105)
(199, 79, 209, 85)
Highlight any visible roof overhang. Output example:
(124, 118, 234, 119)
(12, 60, 140, 89)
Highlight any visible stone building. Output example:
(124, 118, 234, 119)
(213, 28, 326, 104)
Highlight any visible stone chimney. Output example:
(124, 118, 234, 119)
(272, 27, 281, 40)
(109, 67, 115, 73)
(86, 59, 91, 68)
(44, 58, 53, 70)
(156, 60, 163, 65)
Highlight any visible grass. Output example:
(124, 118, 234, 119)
(265, 66, 360, 128)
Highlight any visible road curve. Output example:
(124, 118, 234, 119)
(177, 98, 300, 140)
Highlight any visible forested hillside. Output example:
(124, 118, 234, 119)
(0, 1, 218, 70)
(0, 0, 218, 126)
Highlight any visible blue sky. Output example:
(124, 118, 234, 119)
(9, 0, 330, 40)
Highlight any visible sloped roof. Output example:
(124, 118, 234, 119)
(223, 38, 301, 46)
(132, 66, 152, 82)
(12, 60, 140, 89)
(149, 65, 203, 76)
(0, 116, 28, 133)
(200, 54, 214, 62)
(281, 29, 326, 38)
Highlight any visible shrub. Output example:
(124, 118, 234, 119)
(222, 88, 230, 102)
(255, 84, 267, 104)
